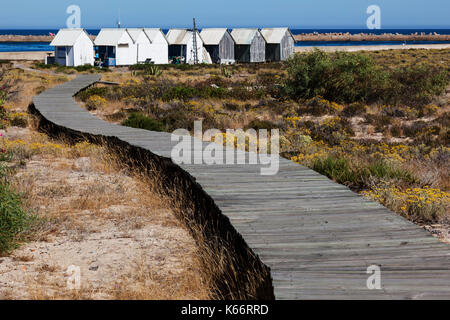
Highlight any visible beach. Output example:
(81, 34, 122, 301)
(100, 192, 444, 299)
(293, 32, 450, 42)
(0, 51, 52, 60)
(295, 43, 450, 52)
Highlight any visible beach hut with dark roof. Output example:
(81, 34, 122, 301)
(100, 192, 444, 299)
(260, 28, 295, 61)
(231, 28, 266, 63)
(200, 28, 235, 64)
(50, 29, 94, 67)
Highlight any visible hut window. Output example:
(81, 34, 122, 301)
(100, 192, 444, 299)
(56, 47, 66, 58)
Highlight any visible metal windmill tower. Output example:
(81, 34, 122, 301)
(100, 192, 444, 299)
(192, 18, 198, 64)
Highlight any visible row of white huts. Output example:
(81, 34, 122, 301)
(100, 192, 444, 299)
(50, 27, 295, 67)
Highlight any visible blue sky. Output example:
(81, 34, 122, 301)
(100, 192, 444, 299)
(1, 0, 449, 29)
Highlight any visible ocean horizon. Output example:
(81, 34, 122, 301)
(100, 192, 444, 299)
(1, 28, 450, 36)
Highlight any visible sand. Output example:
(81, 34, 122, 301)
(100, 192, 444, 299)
(0, 127, 201, 300)
(295, 43, 450, 53)
(0, 51, 52, 61)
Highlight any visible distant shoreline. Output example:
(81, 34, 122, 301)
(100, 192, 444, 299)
(294, 43, 450, 52)
(0, 35, 94, 43)
(294, 32, 450, 42)
(1, 32, 450, 43)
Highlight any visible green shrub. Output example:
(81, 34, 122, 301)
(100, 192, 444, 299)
(364, 114, 393, 132)
(363, 160, 415, 184)
(0, 91, 8, 129)
(297, 96, 343, 116)
(386, 65, 448, 106)
(0, 163, 34, 255)
(122, 113, 165, 132)
(433, 112, 450, 127)
(285, 50, 385, 103)
(146, 65, 163, 77)
(223, 102, 241, 111)
(162, 86, 200, 101)
(313, 156, 415, 190)
(73, 64, 109, 73)
(34, 63, 109, 73)
(221, 67, 233, 78)
(313, 156, 356, 186)
(301, 117, 354, 145)
(284, 50, 448, 106)
(33, 62, 55, 69)
(402, 121, 428, 137)
(389, 124, 403, 137)
(341, 102, 367, 117)
(9, 113, 28, 128)
(131, 64, 163, 77)
(85, 95, 107, 111)
(245, 119, 277, 131)
(77, 87, 110, 102)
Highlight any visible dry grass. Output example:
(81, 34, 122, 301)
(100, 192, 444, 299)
(12, 254, 34, 262)
(110, 255, 208, 300)
(0, 128, 212, 300)
(0, 63, 218, 300)
(1, 65, 69, 112)
(1, 141, 212, 299)
(100, 145, 272, 299)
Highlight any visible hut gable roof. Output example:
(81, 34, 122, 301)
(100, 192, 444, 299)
(260, 28, 294, 44)
(200, 28, 228, 45)
(94, 29, 133, 46)
(50, 29, 92, 46)
(144, 28, 168, 44)
(166, 29, 194, 45)
(127, 28, 151, 43)
(231, 28, 261, 45)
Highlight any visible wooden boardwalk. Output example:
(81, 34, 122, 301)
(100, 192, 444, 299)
(33, 75, 450, 300)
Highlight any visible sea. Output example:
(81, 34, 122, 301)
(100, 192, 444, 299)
(0, 28, 450, 52)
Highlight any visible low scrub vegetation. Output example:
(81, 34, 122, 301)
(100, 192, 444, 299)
(0, 159, 34, 255)
(284, 49, 448, 106)
(33, 62, 110, 74)
(312, 156, 416, 191)
(362, 185, 449, 223)
(77, 49, 449, 229)
(0, 87, 34, 255)
(122, 113, 165, 132)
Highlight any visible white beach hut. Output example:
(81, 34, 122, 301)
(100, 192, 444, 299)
(166, 29, 205, 64)
(127, 28, 151, 64)
(94, 28, 136, 66)
(50, 29, 94, 67)
(144, 28, 169, 64)
(127, 28, 169, 64)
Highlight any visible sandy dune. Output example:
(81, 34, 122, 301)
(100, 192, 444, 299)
(295, 43, 450, 52)
(0, 51, 52, 61)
